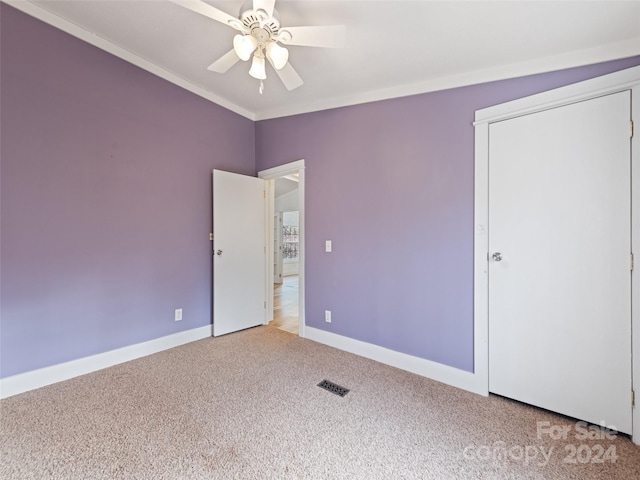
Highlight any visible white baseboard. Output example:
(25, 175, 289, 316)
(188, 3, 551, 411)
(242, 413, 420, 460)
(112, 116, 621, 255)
(304, 327, 486, 396)
(0, 325, 212, 399)
(2, 325, 484, 400)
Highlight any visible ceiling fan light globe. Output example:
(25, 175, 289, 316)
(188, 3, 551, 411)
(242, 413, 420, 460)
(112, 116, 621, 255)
(249, 54, 267, 80)
(266, 41, 289, 70)
(233, 34, 257, 61)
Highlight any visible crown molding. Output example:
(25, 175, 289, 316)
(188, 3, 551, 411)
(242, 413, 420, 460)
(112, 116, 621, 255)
(5, 0, 639, 122)
(254, 37, 640, 120)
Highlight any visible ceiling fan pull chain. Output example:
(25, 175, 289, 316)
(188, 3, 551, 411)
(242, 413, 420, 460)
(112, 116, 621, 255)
(259, 80, 264, 95)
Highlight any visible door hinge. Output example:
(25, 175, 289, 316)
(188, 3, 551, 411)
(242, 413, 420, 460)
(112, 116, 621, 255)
(632, 253, 634, 271)
(264, 301, 266, 309)
(263, 190, 266, 198)
(633, 390, 635, 408)
(209, 233, 214, 241)
(631, 120, 634, 138)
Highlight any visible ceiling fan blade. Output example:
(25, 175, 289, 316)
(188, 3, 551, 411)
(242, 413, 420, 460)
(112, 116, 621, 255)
(279, 25, 346, 48)
(253, 0, 275, 18)
(207, 49, 240, 73)
(268, 59, 304, 91)
(169, 0, 242, 30)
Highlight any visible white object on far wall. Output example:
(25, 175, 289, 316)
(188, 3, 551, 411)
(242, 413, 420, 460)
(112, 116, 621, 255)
(282, 211, 299, 276)
(275, 181, 300, 277)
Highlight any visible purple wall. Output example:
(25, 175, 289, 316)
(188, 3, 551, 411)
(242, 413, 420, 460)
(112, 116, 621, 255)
(255, 56, 640, 372)
(2, 4, 639, 380)
(0, 5, 255, 377)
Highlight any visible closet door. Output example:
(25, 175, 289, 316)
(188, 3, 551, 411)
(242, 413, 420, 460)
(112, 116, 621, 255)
(488, 91, 632, 433)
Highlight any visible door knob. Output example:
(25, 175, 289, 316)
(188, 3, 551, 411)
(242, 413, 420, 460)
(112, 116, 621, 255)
(215, 249, 223, 256)
(492, 252, 502, 262)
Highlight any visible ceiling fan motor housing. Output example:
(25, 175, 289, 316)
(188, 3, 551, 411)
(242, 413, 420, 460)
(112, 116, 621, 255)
(239, 3, 280, 40)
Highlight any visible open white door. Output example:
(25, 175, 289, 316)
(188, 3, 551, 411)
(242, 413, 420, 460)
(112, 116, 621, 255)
(212, 170, 266, 336)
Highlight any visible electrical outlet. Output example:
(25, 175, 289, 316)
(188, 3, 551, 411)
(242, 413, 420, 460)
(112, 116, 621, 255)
(175, 308, 183, 322)
(325, 310, 332, 323)
(325, 240, 332, 252)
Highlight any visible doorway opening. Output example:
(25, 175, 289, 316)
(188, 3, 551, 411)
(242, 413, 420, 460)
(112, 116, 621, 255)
(272, 209, 299, 333)
(258, 160, 305, 337)
(272, 273, 299, 333)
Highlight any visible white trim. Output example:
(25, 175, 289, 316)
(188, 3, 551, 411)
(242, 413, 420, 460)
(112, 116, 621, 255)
(265, 179, 276, 319)
(3, 0, 255, 120)
(297, 167, 306, 338)
(632, 85, 640, 445)
(258, 160, 305, 178)
(474, 66, 640, 445)
(0, 325, 212, 399)
(254, 40, 640, 121)
(7, 0, 638, 122)
(305, 327, 484, 395)
(259, 160, 306, 338)
(475, 65, 640, 126)
(473, 122, 490, 398)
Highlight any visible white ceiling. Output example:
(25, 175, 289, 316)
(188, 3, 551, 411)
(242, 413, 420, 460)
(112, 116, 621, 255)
(275, 176, 298, 197)
(7, 0, 640, 120)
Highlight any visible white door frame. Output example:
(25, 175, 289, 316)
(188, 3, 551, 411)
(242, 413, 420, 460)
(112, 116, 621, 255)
(258, 159, 306, 337)
(473, 65, 640, 444)
(274, 212, 284, 284)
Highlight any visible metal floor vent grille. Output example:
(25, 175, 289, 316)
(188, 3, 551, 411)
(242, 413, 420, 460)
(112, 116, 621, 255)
(317, 380, 349, 397)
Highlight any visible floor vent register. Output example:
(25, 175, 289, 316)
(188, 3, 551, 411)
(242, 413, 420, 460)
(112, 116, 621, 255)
(317, 379, 349, 397)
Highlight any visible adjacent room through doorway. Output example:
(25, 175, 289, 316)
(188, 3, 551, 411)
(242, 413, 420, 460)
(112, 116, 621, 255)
(272, 274, 298, 334)
(269, 176, 300, 334)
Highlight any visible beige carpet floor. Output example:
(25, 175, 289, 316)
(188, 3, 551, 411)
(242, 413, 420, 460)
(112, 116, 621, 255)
(1, 326, 639, 479)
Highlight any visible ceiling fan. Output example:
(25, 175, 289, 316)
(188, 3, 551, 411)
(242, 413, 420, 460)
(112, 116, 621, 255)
(170, 0, 346, 92)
